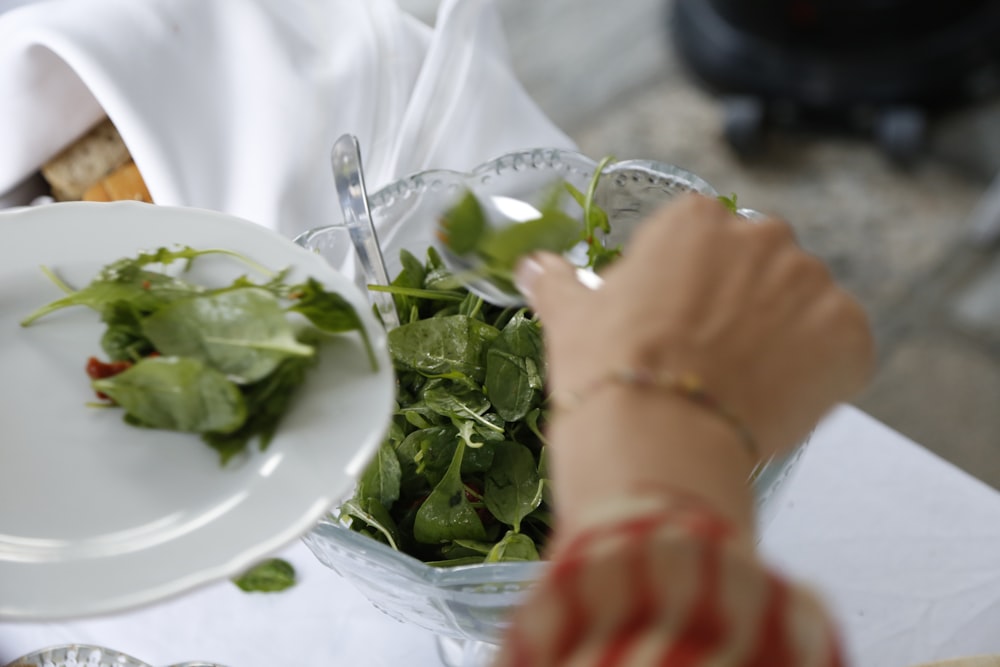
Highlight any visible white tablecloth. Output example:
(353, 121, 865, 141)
(3, 405, 1000, 666)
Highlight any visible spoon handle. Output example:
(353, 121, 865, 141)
(330, 134, 400, 329)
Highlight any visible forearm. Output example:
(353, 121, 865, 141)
(495, 492, 845, 667)
(546, 382, 758, 546)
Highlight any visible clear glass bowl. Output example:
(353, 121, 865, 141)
(296, 147, 807, 661)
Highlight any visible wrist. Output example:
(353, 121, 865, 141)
(546, 381, 758, 542)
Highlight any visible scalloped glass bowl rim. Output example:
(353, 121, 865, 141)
(294, 147, 730, 248)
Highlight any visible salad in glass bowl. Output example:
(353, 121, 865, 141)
(295, 148, 807, 666)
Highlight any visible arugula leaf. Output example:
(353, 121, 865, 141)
(141, 287, 314, 384)
(438, 190, 488, 255)
(718, 193, 739, 213)
(340, 497, 401, 550)
(477, 211, 582, 272)
(565, 159, 622, 272)
(20, 246, 279, 327)
(421, 378, 491, 420)
(414, 442, 487, 544)
(93, 356, 246, 434)
(232, 558, 296, 593)
(20, 268, 202, 327)
(367, 284, 466, 302)
(525, 407, 549, 447)
(483, 441, 543, 532)
(102, 246, 277, 277)
(425, 557, 491, 567)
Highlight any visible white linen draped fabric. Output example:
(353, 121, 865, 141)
(0, 0, 573, 237)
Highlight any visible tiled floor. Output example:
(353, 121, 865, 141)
(403, 0, 1000, 488)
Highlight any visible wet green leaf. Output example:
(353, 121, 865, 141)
(142, 288, 314, 384)
(93, 356, 246, 434)
(414, 443, 487, 544)
(232, 558, 296, 593)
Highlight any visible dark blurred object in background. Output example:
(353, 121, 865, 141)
(670, 0, 1000, 164)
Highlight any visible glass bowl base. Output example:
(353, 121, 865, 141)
(436, 636, 501, 667)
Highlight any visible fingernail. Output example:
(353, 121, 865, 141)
(514, 254, 544, 300)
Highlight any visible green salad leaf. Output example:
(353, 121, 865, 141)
(483, 442, 543, 533)
(23, 246, 373, 464)
(340, 248, 553, 564)
(388, 315, 499, 383)
(485, 311, 545, 422)
(232, 558, 297, 593)
(718, 193, 739, 213)
(93, 356, 246, 434)
(357, 442, 402, 510)
(141, 287, 314, 384)
(340, 166, 746, 565)
(414, 442, 488, 544)
(287, 277, 378, 371)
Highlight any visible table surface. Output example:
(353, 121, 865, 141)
(3, 405, 1000, 667)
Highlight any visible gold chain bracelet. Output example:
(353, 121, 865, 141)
(552, 367, 760, 463)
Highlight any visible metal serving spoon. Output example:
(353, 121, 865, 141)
(329, 133, 400, 329)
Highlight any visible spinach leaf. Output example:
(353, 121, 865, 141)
(388, 315, 499, 384)
(356, 442, 402, 510)
(483, 442, 543, 532)
(141, 287, 313, 384)
(93, 356, 246, 434)
(395, 425, 494, 487)
(201, 353, 314, 464)
(287, 278, 377, 371)
(486, 530, 540, 562)
(485, 312, 545, 422)
(395, 425, 453, 492)
(99, 300, 154, 362)
(414, 442, 487, 544)
(26, 245, 377, 476)
(232, 558, 296, 593)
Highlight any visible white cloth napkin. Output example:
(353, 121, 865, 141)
(0, 0, 573, 238)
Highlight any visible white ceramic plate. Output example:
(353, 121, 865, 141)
(0, 202, 394, 620)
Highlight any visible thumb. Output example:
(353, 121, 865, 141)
(515, 252, 589, 321)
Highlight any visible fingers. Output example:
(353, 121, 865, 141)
(515, 252, 590, 321)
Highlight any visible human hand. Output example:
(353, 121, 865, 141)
(519, 193, 874, 460)
(516, 194, 875, 532)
